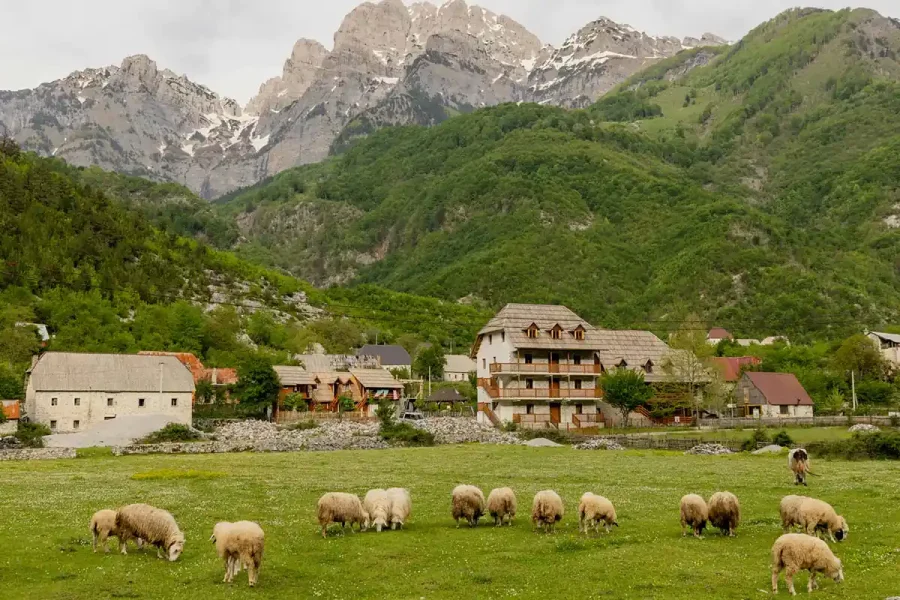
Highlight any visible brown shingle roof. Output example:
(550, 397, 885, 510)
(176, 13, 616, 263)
(350, 369, 403, 389)
(744, 372, 813, 406)
(274, 366, 315, 386)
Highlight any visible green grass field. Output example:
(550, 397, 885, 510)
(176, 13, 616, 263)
(662, 427, 852, 444)
(1, 446, 897, 599)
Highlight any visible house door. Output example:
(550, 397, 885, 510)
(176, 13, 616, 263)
(594, 355, 601, 374)
(550, 377, 560, 398)
(550, 353, 560, 373)
(550, 403, 561, 425)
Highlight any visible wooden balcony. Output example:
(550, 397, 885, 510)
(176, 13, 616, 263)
(490, 363, 601, 375)
(485, 388, 603, 400)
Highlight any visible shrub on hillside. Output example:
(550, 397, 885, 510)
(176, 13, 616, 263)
(138, 423, 203, 444)
(380, 422, 435, 447)
(15, 422, 51, 448)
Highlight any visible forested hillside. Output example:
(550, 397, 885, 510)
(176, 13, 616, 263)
(191, 8, 900, 340)
(0, 140, 488, 399)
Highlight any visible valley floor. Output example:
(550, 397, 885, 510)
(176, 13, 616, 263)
(1, 446, 897, 599)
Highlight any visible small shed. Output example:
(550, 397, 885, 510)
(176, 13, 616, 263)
(734, 372, 814, 418)
(427, 388, 467, 404)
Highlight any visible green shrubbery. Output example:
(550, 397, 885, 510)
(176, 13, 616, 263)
(742, 428, 770, 451)
(138, 423, 203, 444)
(771, 430, 795, 447)
(809, 431, 900, 460)
(15, 422, 51, 448)
(376, 400, 434, 446)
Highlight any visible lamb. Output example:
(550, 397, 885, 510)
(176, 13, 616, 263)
(771, 533, 844, 595)
(707, 492, 740, 537)
(680, 494, 708, 539)
(364, 489, 392, 533)
(115, 504, 185, 561)
(210, 521, 264, 587)
(386, 488, 411, 530)
(486, 488, 517, 527)
(788, 448, 811, 486)
(531, 490, 564, 533)
(90, 509, 142, 553)
(317, 493, 369, 538)
(797, 497, 849, 543)
(451, 485, 485, 528)
(577, 493, 618, 535)
(780, 495, 808, 533)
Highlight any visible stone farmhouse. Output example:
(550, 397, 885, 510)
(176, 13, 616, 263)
(867, 331, 900, 366)
(733, 372, 814, 418)
(24, 352, 194, 433)
(444, 354, 476, 382)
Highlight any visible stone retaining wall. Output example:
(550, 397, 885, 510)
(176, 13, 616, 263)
(0, 448, 77, 460)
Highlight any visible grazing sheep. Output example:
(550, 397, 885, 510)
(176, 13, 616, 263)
(364, 489, 392, 533)
(486, 488, 517, 527)
(386, 488, 411, 530)
(797, 498, 849, 543)
(531, 490, 564, 533)
(116, 504, 185, 561)
(707, 492, 740, 537)
(780, 495, 809, 533)
(578, 493, 618, 535)
(91, 509, 142, 553)
(210, 521, 264, 587)
(317, 493, 369, 538)
(451, 485, 485, 528)
(771, 533, 844, 595)
(680, 494, 708, 539)
(788, 448, 811, 486)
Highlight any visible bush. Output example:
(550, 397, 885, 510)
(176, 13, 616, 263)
(138, 423, 203, 444)
(772, 430, 794, 447)
(380, 422, 435, 447)
(15, 422, 51, 448)
(809, 431, 900, 460)
(891, 414, 900, 428)
(287, 420, 319, 431)
(283, 393, 309, 412)
(741, 427, 770, 451)
(501, 421, 519, 433)
(376, 400, 396, 427)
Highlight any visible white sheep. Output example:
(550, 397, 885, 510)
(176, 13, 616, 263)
(364, 489, 392, 533)
(707, 491, 740, 537)
(317, 493, 369, 538)
(451, 485, 485, 528)
(797, 498, 849, 543)
(116, 504, 185, 561)
(780, 495, 808, 533)
(90, 509, 142, 553)
(486, 488, 517, 527)
(771, 533, 844, 595)
(210, 521, 264, 587)
(578, 493, 618, 535)
(680, 494, 708, 539)
(531, 490, 564, 533)
(788, 448, 811, 486)
(386, 488, 411, 530)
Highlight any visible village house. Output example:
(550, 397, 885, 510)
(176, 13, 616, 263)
(733, 372, 814, 418)
(1, 400, 20, 435)
(710, 356, 762, 385)
(867, 331, 900, 366)
(356, 345, 412, 373)
(24, 353, 194, 433)
(706, 328, 734, 345)
(273, 365, 402, 419)
(443, 355, 476, 382)
(138, 351, 238, 403)
(473, 304, 680, 430)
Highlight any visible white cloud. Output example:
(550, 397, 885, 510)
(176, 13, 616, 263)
(1, 0, 896, 105)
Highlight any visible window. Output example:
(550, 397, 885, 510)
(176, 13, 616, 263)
(643, 361, 654, 374)
(73, 420, 80, 430)
(74, 398, 81, 406)
(107, 398, 114, 407)
(171, 398, 178, 407)
(482, 359, 486, 369)
(574, 328, 585, 341)
(488, 334, 493, 344)
(527, 325, 539, 339)
(573, 355, 582, 365)
(550, 327, 562, 340)
(526, 379, 534, 390)
(780, 405, 789, 415)
(51, 398, 58, 406)
(104, 416, 116, 421)
(574, 380, 583, 390)
(138, 398, 146, 408)
(501, 331, 505, 343)
(526, 404, 534, 415)
(50, 420, 57, 430)
(575, 403, 583, 414)
(524, 354, 533, 365)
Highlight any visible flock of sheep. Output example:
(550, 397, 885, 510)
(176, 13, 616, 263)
(85, 447, 847, 594)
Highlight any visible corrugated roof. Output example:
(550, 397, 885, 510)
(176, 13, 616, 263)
(356, 345, 411, 366)
(445, 355, 476, 374)
(1, 400, 20, 420)
(871, 331, 900, 344)
(744, 372, 813, 406)
(350, 369, 403, 389)
(711, 357, 761, 382)
(274, 366, 315, 386)
(29, 353, 194, 393)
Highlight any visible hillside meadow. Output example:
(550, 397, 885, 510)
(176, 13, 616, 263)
(0, 446, 898, 599)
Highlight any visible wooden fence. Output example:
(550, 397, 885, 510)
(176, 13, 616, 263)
(699, 416, 895, 428)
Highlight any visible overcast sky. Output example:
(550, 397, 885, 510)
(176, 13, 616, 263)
(2, 1, 896, 104)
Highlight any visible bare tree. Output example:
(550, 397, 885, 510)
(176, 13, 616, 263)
(664, 316, 715, 426)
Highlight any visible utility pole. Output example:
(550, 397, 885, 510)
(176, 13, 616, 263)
(428, 366, 432, 398)
(851, 370, 858, 411)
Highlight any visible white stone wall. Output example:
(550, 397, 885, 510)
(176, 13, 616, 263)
(0, 421, 16, 435)
(27, 389, 192, 433)
(759, 405, 814, 418)
(444, 371, 470, 382)
(475, 332, 516, 378)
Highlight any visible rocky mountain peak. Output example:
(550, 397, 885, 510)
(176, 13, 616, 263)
(246, 39, 329, 116)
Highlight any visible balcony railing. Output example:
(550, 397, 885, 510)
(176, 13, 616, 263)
(485, 388, 603, 399)
(490, 363, 601, 375)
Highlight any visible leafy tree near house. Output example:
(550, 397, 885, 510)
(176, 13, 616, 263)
(600, 368, 654, 426)
(665, 316, 715, 423)
(337, 394, 356, 421)
(232, 356, 281, 415)
(414, 344, 446, 381)
(195, 377, 215, 404)
(831, 334, 886, 381)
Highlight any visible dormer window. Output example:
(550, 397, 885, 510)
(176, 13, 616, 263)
(550, 324, 563, 340)
(617, 359, 628, 369)
(643, 360, 654, 374)
(526, 324, 539, 339)
(573, 326, 586, 341)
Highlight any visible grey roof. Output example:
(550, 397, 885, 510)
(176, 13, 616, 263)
(445, 355, 476, 373)
(350, 369, 403, 389)
(274, 366, 315, 386)
(871, 331, 900, 344)
(356, 345, 411, 366)
(29, 353, 194, 393)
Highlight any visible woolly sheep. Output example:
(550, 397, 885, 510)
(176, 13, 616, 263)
(780, 495, 808, 533)
(116, 504, 185, 561)
(797, 498, 849, 543)
(788, 448, 811, 486)
(90, 509, 142, 553)
(578, 493, 618, 535)
(680, 494, 708, 539)
(531, 490, 564, 533)
(364, 489, 392, 533)
(707, 491, 740, 537)
(386, 488, 411, 530)
(317, 493, 369, 538)
(210, 521, 265, 587)
(451, 485, 485, 528)
(771, 533, 844, 595)
(486, 488, 517, 527)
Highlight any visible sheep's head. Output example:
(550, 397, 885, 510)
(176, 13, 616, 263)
(362, 510, 371, 531)
(829, 559, 844, 583)
(168, 535, 185, 561)
(209, 522, 228, 543)
(374, 516, 388, 532)
(835, 517, 849, 542)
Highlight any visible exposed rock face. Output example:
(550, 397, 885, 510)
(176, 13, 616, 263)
(0, 0, 726, 198)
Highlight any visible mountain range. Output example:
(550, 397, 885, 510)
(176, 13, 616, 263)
(0, 0, 725, 198)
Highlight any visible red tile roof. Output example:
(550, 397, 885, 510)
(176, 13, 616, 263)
(203, 368, 238, 386)
(139, 351, 206, 381)
(708, 328, 734, 340)
(744, 372, 813, 406)
(711, 356, 761, 382)
(1, 400, 21, 420)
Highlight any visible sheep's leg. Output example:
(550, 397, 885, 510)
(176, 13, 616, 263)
(771, 568, 780, 594)
(223, 558, 231, 583)
(808, 572, 817, 592)
(785, 567, 797, 596)
(681, 520, 687, 537)
(829, 533, 836, 543)
(248, 562, 258, 588)
(92, 530, 98, 553)
(157, 546, 164, 560)
(321, 525, 328, 538)
(99, 531, 110, 553)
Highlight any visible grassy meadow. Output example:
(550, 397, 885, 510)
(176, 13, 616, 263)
(1, 446, 898, 599)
